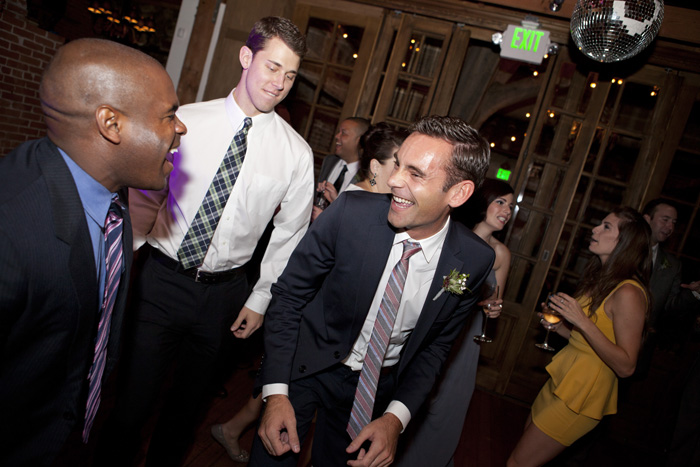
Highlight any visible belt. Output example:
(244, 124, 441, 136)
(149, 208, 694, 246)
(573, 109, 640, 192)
(150, 247, 247, 284)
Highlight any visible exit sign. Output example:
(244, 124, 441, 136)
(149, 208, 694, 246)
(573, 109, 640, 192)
(496, 168, 511, 181)
(499, 24, 551, 64)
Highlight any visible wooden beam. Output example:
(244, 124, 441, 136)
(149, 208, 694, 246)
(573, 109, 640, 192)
(350, 0, 700, 45)
(177, 0, 219, 105)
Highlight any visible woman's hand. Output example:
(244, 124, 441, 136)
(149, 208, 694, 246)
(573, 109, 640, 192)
(546, 292, 588, 328)
(478, 298, 503, 318)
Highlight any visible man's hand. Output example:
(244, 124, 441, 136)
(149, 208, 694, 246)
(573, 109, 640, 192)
(231, 306, 263, 338)
(681, 280, 700, 292)
(346, 413, 402, 467)
(311, 205, 323, 222)
(258, 395, 300, 457)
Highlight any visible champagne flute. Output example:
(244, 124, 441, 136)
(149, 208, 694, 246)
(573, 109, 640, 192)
(535, 294, 561, 351)
(474, 284, 499, 343)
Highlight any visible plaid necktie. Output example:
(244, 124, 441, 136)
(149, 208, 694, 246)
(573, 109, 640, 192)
(347, 240, 422, 439)
(83, 194, 124, 442)
(177, 117, 252, 269)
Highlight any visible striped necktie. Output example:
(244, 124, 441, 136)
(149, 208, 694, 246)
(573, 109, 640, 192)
(347, 240, 422, 439)
(177, 117, 252, 269)
(83, 194, 124, 442)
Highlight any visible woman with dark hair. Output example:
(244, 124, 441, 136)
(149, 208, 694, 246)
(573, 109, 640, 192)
(396, 178, 514, 467)
(346, 122, 407, 193)
(508, 207, 652, 467)
(311, 122, 405, 222)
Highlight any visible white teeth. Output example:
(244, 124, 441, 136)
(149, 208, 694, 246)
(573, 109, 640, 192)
(393, 195, 413, 206)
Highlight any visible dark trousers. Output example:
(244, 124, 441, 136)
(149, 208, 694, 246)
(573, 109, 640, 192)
(249, 364, 397, 467)
(95, 251, 249, 466)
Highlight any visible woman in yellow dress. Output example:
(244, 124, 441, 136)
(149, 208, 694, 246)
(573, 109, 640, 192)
(508, 207, 652, 467)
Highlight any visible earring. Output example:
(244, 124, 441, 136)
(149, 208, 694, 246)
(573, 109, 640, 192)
(369, 173, 377, 186)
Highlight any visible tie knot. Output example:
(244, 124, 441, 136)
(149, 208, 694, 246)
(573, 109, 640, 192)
(106, 194, 124, 224)
(242, 117, 252, 133)
(401, 240, 422, 261)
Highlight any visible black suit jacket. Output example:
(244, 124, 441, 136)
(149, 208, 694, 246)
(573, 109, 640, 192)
(260, 191, 494, 416)
(0, 138, 133, 465)
(317, 153, 342, 184)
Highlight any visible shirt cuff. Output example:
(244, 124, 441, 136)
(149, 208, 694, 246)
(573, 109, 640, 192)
(244, 290, 270, 316)
(384, 400, 411, 433)
(692, 290, 700, 300)
(262, 383, 289, 401)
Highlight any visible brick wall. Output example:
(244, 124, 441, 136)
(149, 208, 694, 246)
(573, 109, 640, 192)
(0, 0, 64, 156)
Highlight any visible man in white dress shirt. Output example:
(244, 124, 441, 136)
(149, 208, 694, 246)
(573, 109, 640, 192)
(96, 17, 314, 466)
(312, 117, 369, 220)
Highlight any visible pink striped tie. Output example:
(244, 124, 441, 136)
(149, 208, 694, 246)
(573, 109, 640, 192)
(347, 240, 422, 439)
(83, 194, 124, 442)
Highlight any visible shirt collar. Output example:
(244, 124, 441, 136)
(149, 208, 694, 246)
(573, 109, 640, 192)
(226, 89, 274, 132)
(57, 147, 113, 227)
(394, 217, 450, 263)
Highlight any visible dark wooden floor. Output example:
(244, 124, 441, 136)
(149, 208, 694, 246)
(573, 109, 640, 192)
(171, 337, 698, 467)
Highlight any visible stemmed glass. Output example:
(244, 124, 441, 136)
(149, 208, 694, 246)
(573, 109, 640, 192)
(474, 284, 499, 343)
(535, 294, 561, 351)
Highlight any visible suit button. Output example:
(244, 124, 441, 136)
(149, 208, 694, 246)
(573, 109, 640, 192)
(63, 411, 75, 421)
(299, 365, 306, 373)
(334, 351, 341, 359)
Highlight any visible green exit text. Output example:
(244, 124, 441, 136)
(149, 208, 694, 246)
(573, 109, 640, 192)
(510, 28, 545, 52)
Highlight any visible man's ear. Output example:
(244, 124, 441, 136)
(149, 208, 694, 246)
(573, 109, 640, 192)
(448, 180, 475, 209)
(95, 105, 121, 144)
(643, 213, 652, 224)
(239, 45, 253, 70)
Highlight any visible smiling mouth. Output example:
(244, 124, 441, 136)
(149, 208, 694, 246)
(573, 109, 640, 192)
(393, 195, 414, 207)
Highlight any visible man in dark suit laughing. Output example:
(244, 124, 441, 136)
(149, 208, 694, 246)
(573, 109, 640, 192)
(0, 38, 186, 466)
(251, 115, 495, 466)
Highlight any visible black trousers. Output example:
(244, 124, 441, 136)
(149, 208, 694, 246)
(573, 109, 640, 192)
(95, 250, 249, 466)
(249, 364, 397, 467)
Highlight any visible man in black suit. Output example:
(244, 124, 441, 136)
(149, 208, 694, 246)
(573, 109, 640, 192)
(642, 199, 699, 335)
(252, 115, 495, 466)
(312, 117, 370, 220)
(0, 38, 186, 465)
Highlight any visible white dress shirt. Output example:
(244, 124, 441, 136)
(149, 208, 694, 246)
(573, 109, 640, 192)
(129, 91, 314, 315)
(326, 159, 360, 193)
(263, 218, 451, 430)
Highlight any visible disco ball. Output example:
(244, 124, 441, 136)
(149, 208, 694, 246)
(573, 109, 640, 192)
(570, 0, 664, 63)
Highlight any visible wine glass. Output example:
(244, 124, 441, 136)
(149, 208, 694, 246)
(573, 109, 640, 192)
(535, 294, 561, 351)
(474, 284, 499, 343)
(314, 187, 329, 210)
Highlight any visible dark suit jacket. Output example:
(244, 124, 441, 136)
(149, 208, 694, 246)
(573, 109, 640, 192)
(649, 246, 698, 329)
(0, 138, 133, 465)
(317, 153, 342, 184)
(260, 191, 495, 417)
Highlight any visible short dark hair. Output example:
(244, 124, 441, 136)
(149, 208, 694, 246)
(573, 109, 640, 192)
(642, 198, 677, 219)
(357, 122, 408, 181)
(409, 116, 490, 191)
(246, 16, 307, 59)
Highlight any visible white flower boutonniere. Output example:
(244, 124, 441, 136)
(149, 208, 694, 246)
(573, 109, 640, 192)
(661, 257, 671, 270)
(433, 269, 471, 301)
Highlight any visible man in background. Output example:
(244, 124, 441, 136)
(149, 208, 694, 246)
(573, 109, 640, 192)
(0, 38, 186, 465)
(97, 16, 314, 466)
(312, 117, 369, 220)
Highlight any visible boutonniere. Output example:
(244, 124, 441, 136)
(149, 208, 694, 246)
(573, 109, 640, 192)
(661, 258, 671, 270)
(433, 269, 471, 301)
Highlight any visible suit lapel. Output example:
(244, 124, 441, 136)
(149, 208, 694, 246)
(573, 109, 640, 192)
(401, 222, 466, 362)
(352, 204, 395, 333)
(37, 139, 99, 316)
